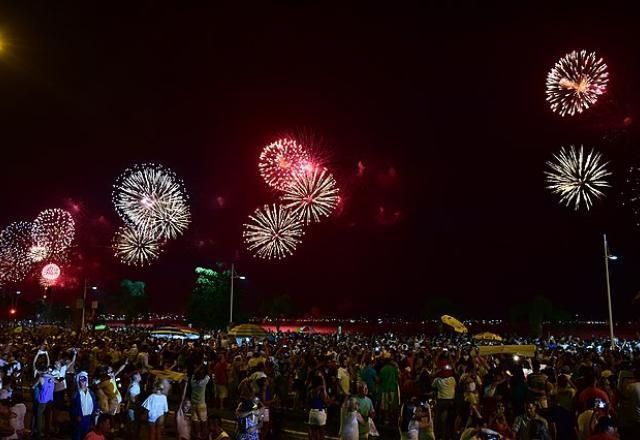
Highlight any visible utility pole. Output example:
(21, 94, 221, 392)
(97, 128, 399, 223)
(603, 234, 615, 346)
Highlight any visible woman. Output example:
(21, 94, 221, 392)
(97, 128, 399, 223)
(141, 382, 168, 440)
(307, 372, 330, 440)
(339, 398, 364, 440)
(236, 379, 261, 440)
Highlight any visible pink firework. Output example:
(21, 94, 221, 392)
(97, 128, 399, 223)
(259, 138, 311, 191)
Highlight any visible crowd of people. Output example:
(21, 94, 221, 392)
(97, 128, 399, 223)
(0, 326, 639, 440)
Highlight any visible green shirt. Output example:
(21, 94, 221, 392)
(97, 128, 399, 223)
(355, 395, 373, 436)
(379, 364, 399, 393)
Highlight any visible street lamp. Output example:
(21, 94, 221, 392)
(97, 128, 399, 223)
(229, 263, 246, 325)
(603, 234, 617, 346)
(81, 280, 98, 333)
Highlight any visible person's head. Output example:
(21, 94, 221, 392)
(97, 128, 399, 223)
(531, 359, 541, 373)
(153, 381, 163, 394)
(525, 401, 538, 418)
(77, 372, 89, 390)
(95, 413, 113, 434)
(182, 398, 191, 413)
(357, 382, 368, 397)
(557, 374, 569, 388)
(347, 397, 359, 412)
(131, 371, 141, 383)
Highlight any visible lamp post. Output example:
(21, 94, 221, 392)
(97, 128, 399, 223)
(80, 280, 98, 333)
(603, 234, 617, 346)
(229, 263, 246, 325)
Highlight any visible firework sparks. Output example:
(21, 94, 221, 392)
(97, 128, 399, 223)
(113, 163, 191, 240)
(243, 204, 304, 260)
(545, 145, 611, 210)
(259, 138, 312, 191)
(113, 226, 162, 267)
(32, 209, 75, 261)
(281, 166, 339, 224)
(28, 245, 48, 262)
(546, 50, 609, 117)
(0, 221, 34, 283)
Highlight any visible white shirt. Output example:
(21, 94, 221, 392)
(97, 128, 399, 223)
(79, 389, 94, 416)
(142, 393, 168, 423)
(53, 365, 68, 392)
(127, 382, 141, 403)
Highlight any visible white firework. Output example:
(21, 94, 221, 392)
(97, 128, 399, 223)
(281, 166, 339, 224)
(31, 208, 75, 261)
(113, 226, 163, 267)
(546, 50, 609, 117)
(243, 204, 304, 260)
(113, 163, 191, 240)
(545, 145, 611, 210)
(0, 221, 34, 283)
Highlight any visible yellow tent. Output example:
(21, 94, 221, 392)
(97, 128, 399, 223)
(477, 345, 536, 357)
(228, 324, 268, 337)
(473, 332, 503, 342)
(441, 315, 468, 333)
(150, 370, 186, 382)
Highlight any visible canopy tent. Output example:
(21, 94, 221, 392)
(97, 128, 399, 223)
(228, 324, 268, 337)
(473, 332, 503, 342)
(477, 344, 536, 357)
(441, 315, 468, 334)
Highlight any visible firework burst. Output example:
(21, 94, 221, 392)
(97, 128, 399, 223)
(113, 163, 191, 239)
(243, 204, 304, 260)
(281, 166, 339, 224)
(546, 50, 609, 117)
(113, 226, 163, 267)
(259, 138, 312, 191)
(545, 145, 611, 210)
(32, 209, 75, 261)
(0, 221, 34, 283)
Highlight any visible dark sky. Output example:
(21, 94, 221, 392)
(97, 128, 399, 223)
(1, 3, 640, 319)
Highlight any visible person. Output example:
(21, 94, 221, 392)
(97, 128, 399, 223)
(379, 352, 400, 424)
(340, 397, 364, 440)
(52, 348, 77, 431)
(578, 371, 610, 413)
(432, 364, 456, 440)
(125, 371, 142, 439)
(213, 354, 229, 410)
(176, 380, 191, 440)
(32, 367, 55, 439)
(142, 382, 169, 440)
(71, 372, 99, 440)
(0, 399, 16, 439)
(208, 415, 230, 440)
(236, 378, 261, 440)
(618, 367, 640, 439)
(8, 393, 26, 439)
(354, 382, 375, 440)
(512, 401, 550, 440)
(191, 366, 211, 439)
(337, 358, 351, 398)
(359, 357, 378, 407)
(398, 396, 420, 440)
(307, 372, 330, 440)
(83, 413, 113, 440)
(587, 416, 617, 440)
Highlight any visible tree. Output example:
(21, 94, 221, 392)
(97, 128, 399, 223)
(509, 294, 568, 338)
(186, 264, 244, 330)
(113, 279, 149, 325)
(261, 294, 293, 331)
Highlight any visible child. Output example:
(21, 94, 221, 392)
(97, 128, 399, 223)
(142, 382, 168, 440)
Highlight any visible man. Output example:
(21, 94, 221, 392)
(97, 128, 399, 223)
(52, 348, 77, 430)
(379, 352, 400, 424)
(337, 358, 351, 398)
(84, 413, 113, 440)
(512, 401, 550, 440)
(618, 368, 640, 439)
(578, 370, 610, 412)
(125, 371, 142, 439)
(432, 364, 456, 440)
(213, 353, 229, 410)
(71, 372, 99, 440)
(354, 382, 375, 439)
(359, 356, 377, 406)
(191, 366, 211, 439)
(398, 395, 420, 440)
(527, 360, 552, 409)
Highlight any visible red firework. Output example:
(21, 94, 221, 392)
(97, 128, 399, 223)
(258, 138, 311, 191)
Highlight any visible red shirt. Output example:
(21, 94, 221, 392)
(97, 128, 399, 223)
(213, 361, 228, 385)
(578, 386, 610, 411)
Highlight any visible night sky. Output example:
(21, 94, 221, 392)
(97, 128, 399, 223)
(1, 3, 640, 319)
